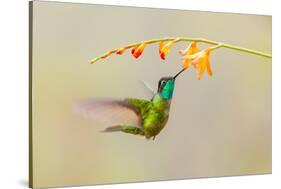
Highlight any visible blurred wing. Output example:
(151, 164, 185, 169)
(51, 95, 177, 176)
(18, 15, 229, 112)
(138, 80, 156, 98)
(74, 99, 142, 127)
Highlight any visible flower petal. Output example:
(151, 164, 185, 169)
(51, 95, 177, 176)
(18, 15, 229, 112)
(131, 43, 146, 59)
(179, 42, 199, 56)
(205, 56, 212, 76)
(182, 55, 192, 69)
(190, 52, 205, 66)
(131, 47, 136, 55)
(197, 60, 207, 80)
(190, 42, 199, 54)
(159, 40, 177, 60)
(189, 49, 210, 80)
(159, 41, 164, 53)
(179, 50, 186, 56)
(160, 52, 166, 60)
(133, 51, 141, 58)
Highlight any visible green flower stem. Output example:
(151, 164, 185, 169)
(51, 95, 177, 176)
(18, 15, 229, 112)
(90, 37, 272, 64)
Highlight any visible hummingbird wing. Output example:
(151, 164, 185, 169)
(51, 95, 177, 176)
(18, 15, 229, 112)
(138, 80, 156, 98)
(74, 98, 142, 127)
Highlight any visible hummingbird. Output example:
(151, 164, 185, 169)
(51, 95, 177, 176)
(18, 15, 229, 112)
(76, 68, 186, 140)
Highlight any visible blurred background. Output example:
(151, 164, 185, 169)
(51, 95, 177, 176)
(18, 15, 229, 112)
(31, 1, 271, 188)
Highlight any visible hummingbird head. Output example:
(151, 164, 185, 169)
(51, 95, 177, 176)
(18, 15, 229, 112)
(158, 77, 175, 100)
(158, 68, 186, 100)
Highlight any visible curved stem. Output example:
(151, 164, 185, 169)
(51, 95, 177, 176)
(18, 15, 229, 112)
(90, 37, 272, 64)
(220, 44, 271, 58)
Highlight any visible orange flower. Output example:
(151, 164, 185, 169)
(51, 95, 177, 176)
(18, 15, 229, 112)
(159, 41, 164, 58)
(116, 47, 126, 55)
(181, 42, 199, 69)
(159, 39, 177, 60)
(179, 42, 199, 56)
(131, 43, 146, 58)
(182, 47, 213, 80)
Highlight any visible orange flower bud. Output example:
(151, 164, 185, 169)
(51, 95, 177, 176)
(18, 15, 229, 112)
(131, 43, 146, 58)
(159, 41, 164, 59)
(159, 40, 177, 60)
(116, 47, 126, 55)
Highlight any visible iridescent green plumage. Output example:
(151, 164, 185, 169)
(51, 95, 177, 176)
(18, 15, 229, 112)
(104, 77, 175, 140)
(77, 69, 185, 140)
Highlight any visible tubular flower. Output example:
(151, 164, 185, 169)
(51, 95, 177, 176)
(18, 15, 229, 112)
(116, 47, 127, 55)
(159, 39, 178, 60)
(179, 42, 199, 56)
(131, 42, 147, 58)
(159, 41, 164, 57)
(182, 47, 213, 80)
(181, 42, 199, 69)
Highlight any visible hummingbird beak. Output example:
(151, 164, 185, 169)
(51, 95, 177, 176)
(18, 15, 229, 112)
(173, 68, 186, 80)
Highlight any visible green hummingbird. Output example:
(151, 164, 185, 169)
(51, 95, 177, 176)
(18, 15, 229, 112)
(76, 68, 186, 140)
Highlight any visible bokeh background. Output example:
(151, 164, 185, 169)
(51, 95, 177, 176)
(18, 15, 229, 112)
(31, 1, 271, 188)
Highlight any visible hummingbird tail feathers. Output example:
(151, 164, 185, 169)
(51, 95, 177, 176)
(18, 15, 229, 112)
(102, 126, 123, 132)
(102, 125, 145, 136)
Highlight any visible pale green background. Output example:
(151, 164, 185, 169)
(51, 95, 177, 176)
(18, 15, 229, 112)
(31, 1, 271, 188)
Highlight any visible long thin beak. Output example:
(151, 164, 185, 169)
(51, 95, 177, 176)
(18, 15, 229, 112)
(173, 68, 186, 79)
